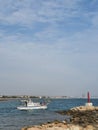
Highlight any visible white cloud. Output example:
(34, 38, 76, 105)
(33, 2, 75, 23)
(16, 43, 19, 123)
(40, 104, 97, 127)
(91, 13, 98, 27)
(0, 0, 98, 96)
(0, 0, 82, 26)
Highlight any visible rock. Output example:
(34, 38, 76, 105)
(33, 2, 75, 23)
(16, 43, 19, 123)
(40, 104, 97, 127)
(56, 106, 98, 129)
(22, 106, 98, 130)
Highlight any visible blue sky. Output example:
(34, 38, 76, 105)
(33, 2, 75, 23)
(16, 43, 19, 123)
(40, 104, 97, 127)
(0, 0, 98, 97)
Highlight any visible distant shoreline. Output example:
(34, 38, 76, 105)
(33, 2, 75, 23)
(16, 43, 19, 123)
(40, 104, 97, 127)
(0, 97, 19, 101)
(0, 96, 40, 101)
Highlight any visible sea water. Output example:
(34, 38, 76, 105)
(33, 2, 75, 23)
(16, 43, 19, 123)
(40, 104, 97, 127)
(0, 98, 98, 130)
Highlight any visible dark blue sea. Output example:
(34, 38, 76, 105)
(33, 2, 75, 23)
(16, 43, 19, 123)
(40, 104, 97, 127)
(0, 98, 98, 130)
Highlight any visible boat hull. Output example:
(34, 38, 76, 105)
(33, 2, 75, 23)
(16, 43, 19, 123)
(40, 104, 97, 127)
(17, 105, 47, 110)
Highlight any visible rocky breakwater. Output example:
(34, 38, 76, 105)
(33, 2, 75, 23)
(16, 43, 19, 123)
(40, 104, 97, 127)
(57, 106, 98, 129)
(22, 106, 98, 130)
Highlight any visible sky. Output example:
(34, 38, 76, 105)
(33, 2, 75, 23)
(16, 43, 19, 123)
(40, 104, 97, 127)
(0, 0, 98, 97)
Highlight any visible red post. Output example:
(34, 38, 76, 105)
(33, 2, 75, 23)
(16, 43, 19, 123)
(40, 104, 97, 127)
(87, 92, 90, 103)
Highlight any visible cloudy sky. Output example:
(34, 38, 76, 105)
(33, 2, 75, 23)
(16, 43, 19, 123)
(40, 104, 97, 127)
(0, 0, 98, 97)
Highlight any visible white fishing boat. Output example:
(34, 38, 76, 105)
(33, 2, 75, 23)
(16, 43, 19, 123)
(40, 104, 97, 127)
(17, 98, 47, 110)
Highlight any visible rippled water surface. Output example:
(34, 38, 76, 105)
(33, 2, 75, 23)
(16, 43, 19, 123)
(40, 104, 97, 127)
(0, 98, 98, 130)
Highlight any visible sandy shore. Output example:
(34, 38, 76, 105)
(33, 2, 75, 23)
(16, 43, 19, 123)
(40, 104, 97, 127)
(22, 106, 98, 130)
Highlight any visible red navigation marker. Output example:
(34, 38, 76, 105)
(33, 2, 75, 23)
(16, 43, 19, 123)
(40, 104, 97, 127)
(85, 92, 93, 106)
(87, 92, 90, 103)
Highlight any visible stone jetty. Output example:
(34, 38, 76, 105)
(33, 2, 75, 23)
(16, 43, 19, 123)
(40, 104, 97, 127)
(22, 106, 98, 130)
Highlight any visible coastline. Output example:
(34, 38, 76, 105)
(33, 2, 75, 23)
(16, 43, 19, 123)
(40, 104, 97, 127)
(21, 106, 98, 130)
(0, 97, 20, 101)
